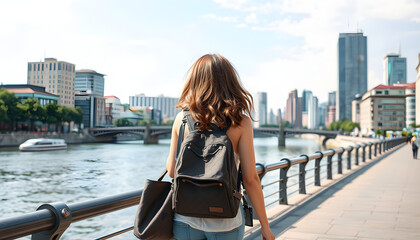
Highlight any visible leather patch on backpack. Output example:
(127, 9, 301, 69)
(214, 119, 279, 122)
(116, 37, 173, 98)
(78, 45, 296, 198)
(209, 207, 223, 213)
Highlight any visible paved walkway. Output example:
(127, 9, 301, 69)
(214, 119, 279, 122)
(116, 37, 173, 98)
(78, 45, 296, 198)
(255, 144, 420, 240)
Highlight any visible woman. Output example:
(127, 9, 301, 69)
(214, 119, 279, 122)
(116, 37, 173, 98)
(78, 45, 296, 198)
(166, 54, 275, 240)
(411, 135, 418, 159)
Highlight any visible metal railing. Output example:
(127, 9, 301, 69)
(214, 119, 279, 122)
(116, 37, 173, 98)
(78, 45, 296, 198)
(0, 138, 406, 239)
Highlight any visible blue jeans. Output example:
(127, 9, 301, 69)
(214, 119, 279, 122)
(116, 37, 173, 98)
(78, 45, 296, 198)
(173, 205, 245, 240)
(173, 221, 245, 240)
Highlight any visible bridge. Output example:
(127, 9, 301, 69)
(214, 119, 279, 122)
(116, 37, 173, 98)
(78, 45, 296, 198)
(0, 138, 410, 239)
(89, 125, 340, 146)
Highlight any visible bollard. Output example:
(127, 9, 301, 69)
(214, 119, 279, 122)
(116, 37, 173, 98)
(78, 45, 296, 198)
(355, 145, 360, 166)
(337, 147, 345, 174)
(298, 154, 309, 194)
(368, 142, 372, 159)
(362, 143, 367, 162)
(374, 142, 378, 157)
(314, 151, 323, 186)
(327, 149, 335, 180)
(347, 146, 353, 170)
(279, 158, 291, 205)
(379, 142, 382, 154)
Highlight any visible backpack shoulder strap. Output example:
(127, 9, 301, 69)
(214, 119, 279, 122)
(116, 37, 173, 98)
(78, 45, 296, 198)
(183, 110, 197, 132)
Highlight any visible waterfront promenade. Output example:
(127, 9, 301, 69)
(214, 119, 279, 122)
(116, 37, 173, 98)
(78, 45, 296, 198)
(247, 144, 420, 239)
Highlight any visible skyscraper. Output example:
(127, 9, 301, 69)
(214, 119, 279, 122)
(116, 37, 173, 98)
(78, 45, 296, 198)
(302, 90, 312, 113)
(285, 89, 302, 128)
(254, 92, 267, 128)
(328, 91, 336, 107)
(383, 54, 407, 85)
(27, 58, 76, 107)
(337, 32, 368, 120)
(75, 70, 106, 96)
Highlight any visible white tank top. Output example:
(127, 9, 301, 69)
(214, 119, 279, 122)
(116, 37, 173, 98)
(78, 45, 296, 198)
(173, 153, 243, 232)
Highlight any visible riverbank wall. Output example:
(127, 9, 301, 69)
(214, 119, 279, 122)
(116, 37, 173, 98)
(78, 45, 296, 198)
(0, 130, 106, 148)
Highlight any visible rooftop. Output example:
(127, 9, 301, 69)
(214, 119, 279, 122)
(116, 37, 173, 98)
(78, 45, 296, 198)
(76, 69, 106, 76)
(373, 82, 415, 90)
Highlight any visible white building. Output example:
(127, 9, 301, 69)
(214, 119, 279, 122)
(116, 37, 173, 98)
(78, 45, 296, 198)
(129, 93, 180, 120)
(105, 96, 123, 125)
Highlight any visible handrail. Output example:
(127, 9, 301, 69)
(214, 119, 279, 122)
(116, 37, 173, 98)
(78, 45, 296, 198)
(0, 137, 406, 240)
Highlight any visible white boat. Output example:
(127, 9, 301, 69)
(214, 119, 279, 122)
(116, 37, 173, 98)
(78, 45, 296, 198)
(19, 138, 67, 151)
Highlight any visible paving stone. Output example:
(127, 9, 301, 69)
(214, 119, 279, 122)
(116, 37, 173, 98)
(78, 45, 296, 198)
(268, 145, 420, 240)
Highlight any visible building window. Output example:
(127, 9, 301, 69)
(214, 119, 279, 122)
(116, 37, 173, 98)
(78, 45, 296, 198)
(376, 91, 382, 94)
(385, 90, 389, 95)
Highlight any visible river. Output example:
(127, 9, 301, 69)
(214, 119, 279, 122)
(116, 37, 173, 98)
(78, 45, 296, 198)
(0, 137, 325, 239)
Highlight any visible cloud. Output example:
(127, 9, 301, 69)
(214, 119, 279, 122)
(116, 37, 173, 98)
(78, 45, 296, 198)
(245, 13, 258, 24)
(411, 17, 420, 23)
(202, 13, 238, 22)
(213, 0, 249, 10)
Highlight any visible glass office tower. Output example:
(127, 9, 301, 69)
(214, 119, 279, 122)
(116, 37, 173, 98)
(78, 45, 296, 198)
(337, 32, 368, 120)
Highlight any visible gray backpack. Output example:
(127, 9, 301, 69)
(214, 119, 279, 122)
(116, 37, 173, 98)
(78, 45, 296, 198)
(173, 110, 242, 218)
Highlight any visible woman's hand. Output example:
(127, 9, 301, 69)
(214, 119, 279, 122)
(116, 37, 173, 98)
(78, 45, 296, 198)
(260, 226, 275, 240)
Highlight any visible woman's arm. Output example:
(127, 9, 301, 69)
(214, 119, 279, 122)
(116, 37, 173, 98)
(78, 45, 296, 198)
(166, 112, 183, 178)
(238, 117, 274, 240)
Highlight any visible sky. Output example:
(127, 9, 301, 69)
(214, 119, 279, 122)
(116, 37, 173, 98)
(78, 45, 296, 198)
(1, 0, 420, 112)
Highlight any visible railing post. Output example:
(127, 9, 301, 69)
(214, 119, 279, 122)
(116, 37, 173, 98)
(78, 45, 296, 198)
(347, 146, 353, 170)
(298, 155, 309, 194)
(337, 147, 344, 174)
(362, 143, 366, 162)
(379, 142, 382, 155)
(314, 151, 323, 186)
(383, 141, 386, 153)
(368, 142, 372, 160)
(279, 158, 291, 205)
(31, 202, 72, 240)
(355, 145, 360, 166)
(327, 149, 335, 180)
(374, 142, 378, 157)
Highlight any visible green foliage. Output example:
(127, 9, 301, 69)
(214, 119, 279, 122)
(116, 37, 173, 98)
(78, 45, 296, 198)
(402, 130, 408, 137)
(0, 88, 21, 127)
(261, 124, 279, 128)
(328, 119, 360, 133)
(376, 128, 383, 136)
(114, 118, 134, 127)
(0, 89, 83, 131)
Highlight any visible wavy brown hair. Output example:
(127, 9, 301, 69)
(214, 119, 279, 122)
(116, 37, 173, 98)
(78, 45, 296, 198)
(176, 54, 254, 131)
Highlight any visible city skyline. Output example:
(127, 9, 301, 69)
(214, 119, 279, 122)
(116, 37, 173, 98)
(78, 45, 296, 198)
(0, 0, 419, 111)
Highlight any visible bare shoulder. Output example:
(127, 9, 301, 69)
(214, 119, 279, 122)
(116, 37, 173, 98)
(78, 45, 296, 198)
(173, 111, 184, 132)
(228, 115, 253, 136)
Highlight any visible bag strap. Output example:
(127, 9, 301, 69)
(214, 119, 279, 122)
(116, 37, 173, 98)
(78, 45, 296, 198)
(158, 114, 187, 181)
(183, 110, 196, 132)
(238, 165, 250, 208)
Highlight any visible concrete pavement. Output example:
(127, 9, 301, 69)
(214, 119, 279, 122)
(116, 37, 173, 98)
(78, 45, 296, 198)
(246, 143, 420, 240)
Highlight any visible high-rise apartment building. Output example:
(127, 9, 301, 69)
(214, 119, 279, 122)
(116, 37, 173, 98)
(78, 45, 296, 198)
(27, 58, 76, 107)
(337, 32, 368, 120)
(254, 92, 267, 128)
(129, 94, 180, 120)
(75, 70, 105, 96)
(383, 54, 407, 85)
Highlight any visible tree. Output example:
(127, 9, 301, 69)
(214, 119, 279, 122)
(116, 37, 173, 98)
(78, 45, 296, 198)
(18, 98, 45, 131)
(0, 88, 22, 130)
(376, 128, 383, 137)
(114, 118, 133, 127)
(45, 103, 59, 131)
(73, 106, 83, 130)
